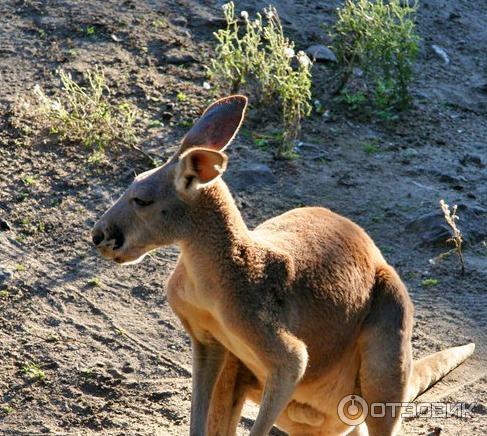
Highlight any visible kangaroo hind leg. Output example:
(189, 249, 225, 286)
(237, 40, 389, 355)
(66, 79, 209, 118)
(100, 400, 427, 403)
(357, 265, 414, 436)
(208, 352, 254, 436)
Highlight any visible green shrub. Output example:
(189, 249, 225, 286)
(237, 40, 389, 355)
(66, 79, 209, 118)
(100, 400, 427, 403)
(332, 0, 420, 110)
(33, 68, 136, 149)
(208, 2, 312, 157)
(208, 2, 261, 94)
(22, 362, 46, 381)
(421, 278, 439, 287)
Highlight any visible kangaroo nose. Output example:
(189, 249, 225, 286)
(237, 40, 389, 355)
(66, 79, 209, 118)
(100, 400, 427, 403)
(92, 229, 105, 246)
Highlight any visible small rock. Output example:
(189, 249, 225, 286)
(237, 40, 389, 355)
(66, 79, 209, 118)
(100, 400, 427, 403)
(0, 218, 10, 231)
(431, 83, 487, 112)
(35, 16, 63, 30)
(473, 81, 487, 95)
(428, 427, 442, 436)
(125, 380, 139, 389)
(406, 211, 452, 245)
(438, 174, 467, 185)
(296, 142, 320, 153)
(181, 30, 192, 39)
(149, 390, 174, 401)
(44, 361, 60, 370)
(431, 45, 450, 65)
(106, 368, 125, 379)
(460, 153, 485, 168)
(170, 16, 188, 27)
(448, 12, 461, 21)
(305, 45, 337, 63)
(405, 204, 487, 246)
(353, 67, 364, 77)
(295, 142, 331, 161)
(228, 163, 277, 191)
(336, 173, 357, 187)
(46, 316, 62, 327)
(121, 362, 135, 374)
(404, 148, 419, 157)
(164, 54, 197, 65)
(0, 265, 14, 284)
(206, 17, 229, 28)
(401, 148, 419, 162)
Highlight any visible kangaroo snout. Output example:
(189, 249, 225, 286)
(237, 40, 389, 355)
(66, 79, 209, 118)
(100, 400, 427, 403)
(92, 228, 105, 246)
(91, 221, 125, 251)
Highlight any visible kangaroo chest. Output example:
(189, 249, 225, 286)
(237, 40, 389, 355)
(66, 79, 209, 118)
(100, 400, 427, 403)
(166, 262, 267, 381)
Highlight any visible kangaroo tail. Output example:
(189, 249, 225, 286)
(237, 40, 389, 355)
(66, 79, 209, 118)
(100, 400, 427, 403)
(408, 343, 475, 401)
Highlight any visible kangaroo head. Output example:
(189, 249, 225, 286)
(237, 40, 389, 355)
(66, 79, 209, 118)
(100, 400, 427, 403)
(92, 95, 247, 264)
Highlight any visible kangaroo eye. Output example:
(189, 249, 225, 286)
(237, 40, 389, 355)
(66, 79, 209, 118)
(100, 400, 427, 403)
(133, 198, 154, 207)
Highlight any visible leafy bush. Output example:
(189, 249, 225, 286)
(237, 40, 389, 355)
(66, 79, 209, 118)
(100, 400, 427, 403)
(208, 2, 312, 157)
(208, 2, 261, 94)
(33, 69, 136, 149)
(332, 0, 420, 110)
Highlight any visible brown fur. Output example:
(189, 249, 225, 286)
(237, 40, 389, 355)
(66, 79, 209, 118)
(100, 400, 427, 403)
(93, 96, 475, 436)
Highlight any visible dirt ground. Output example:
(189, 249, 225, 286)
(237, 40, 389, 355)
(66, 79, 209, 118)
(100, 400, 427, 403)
(0, 0, 486, 435)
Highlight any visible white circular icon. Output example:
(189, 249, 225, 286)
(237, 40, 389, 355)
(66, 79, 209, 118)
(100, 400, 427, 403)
(337, 394, 368, 426)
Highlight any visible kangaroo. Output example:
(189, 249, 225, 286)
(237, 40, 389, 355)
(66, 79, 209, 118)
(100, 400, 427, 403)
(92, 95, 475, 436)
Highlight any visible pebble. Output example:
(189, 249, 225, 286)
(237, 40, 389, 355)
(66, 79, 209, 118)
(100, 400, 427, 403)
(460, 152, 485, 168)
(161, 111, 173, 120)
(149, 390, 174, 401)
(305, 45, 337, 63)
(295, 142, 331, 161)
(353, 67, 364, 77)
(0, 265, 14, 283)
(170, 16, 188, 27)
(406, 211, 453, 245)
(0, 218, 10, 231)
(438, 173, 467, 185)
(431, 45, 450, 65)
(122, 362, 135, 374)
(228, 163, 277, 191)
(405, 204, 487, 246)
(403, 147, 419, 157)
(106, 368, 125, 379)
(165, 54, 197, 65)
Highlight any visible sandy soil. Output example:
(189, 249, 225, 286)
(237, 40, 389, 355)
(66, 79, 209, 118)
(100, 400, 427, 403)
(0, 0, 486, 435)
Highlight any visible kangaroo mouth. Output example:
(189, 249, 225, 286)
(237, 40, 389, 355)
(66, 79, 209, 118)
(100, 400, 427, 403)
(110, 246, 150, 265)
(95, 237, 159, 265)
(96, 244, 146, 265)
(113, 254, 146, 265)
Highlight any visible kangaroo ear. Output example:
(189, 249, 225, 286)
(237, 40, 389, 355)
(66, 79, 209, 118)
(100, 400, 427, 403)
(178, 95, 247, 154)
(175, 147, 228, 194)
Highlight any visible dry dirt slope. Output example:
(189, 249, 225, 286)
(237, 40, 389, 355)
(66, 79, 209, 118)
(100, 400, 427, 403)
(1, 0, 486, 435)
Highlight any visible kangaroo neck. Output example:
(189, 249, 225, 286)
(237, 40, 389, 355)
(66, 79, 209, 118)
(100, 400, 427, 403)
(179, 180, 255, 279)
